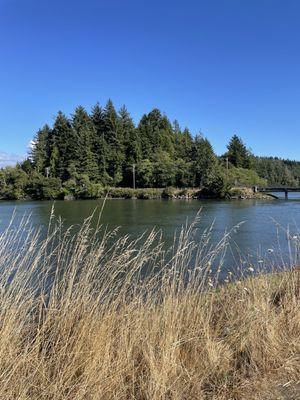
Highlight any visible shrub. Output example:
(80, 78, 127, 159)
(202, 167, 231, 198)
(227, 166, 267, 187)
(229, 187, 245, 197)
(25, 175, 63, 200)
(107, 188, 135, 199)
(42, 177, 64, 199)
(161, 187, 176, 198)
(136, 188, 163, 199)
(0, 166, 28, 200)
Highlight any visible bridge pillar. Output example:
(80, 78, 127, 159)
(285, 190, 288, 200)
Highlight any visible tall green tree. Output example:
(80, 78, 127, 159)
(91, 103, 110, 184)
(191, 135, 217, 187)
(31, 125, 52, 174)
(136, 159, 154, 187)
(152, 151, 175, 187)
(51, 112, 75, 180)
(103, 100, 125, 185)
(119, 106, 141, 186)
(138, 109, 174, 159)
(225, 134, 252, 169)
(72, 106, 98, 180)
(173, 123, 193, 162)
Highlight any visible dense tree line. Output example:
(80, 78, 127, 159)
(253, 157, 300, 187)
(30, 102, 222, 189)
(0, 100, 299, 200)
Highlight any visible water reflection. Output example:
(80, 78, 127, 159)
(0, 198, 299, 277)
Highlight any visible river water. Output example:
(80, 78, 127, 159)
(0, 197, 300, 277)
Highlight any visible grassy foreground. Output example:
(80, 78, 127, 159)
(0, 213, 299, 400)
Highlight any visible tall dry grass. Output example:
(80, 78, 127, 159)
(0, 211, 299, 400)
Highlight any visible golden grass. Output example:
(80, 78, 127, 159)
(0, 211, 299, 399)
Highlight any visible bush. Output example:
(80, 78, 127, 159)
(0, 166, 28, 200)
(42, 177, 64, 199)
(135, 188, 163, 199)
(63, 179, 77, 195)
(25, 175, 63, 200)
(161, 187, 176, 199)
(229, 187, 245, 197)
(107, 188, 135, 199)
(227, 167, 267, 187)
(202, 167, 231, 198)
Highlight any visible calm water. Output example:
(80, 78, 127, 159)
(0, 197, 300, 274)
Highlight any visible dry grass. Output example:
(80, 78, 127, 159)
(0, 211, 299, 400)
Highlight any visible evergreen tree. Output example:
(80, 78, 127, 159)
(51, 112, 75, 180)
(20, 158, 33, 175)
(72, 106, 99, 180)
(91, 103, 109, 184)
(191, 135, 217, 187)
(174, 124, 193, 162)
(152, 151, 175, 187)
(174, 159, 194, 187)
(138, 109, 174, 159)
(31, 125, 52, 174)
(103, 100, 124, 185)
(136, 159, 154, 187)
(119, 106, 141, 186)
(225, 135, 251, 169)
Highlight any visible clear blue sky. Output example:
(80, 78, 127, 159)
(1, 0, 300, 166)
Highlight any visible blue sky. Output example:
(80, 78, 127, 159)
(0, 0, 300, 165)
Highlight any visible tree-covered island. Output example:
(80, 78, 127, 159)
(1, 100, 300, 200)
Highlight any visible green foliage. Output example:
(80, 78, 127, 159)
(21, 100, 231, 197)
(226, 167, 267, 187)
(152, 151, 175, 187)
(106, 188, 135, 199)
(41, 178, 64, 199)
(71, 175, 104, 199)
(138, 109, 174, 159)
(161, 187, 176, 198)
(174, 159, 194, 187)
(2, 99, 300, 201)
(201, 167, 230, 198)
(136, 159, 154, 188)
(101, 188, 163, 199)
(0, 166, 28, 200)
(135, 188, 163, 199)
(192, 135, 217, 187)
(253, 157, 300, 187)
(31, 125, 52, 174)
(26, 174, 63, 200)
(224, 135, 252, 169)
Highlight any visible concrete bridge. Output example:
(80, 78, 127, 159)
(254, 186, 300, 200)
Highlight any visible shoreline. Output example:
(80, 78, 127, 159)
(0, 186, 276, 202)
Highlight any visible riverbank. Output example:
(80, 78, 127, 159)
(229, 187, 275, 200)
(0, 186, 276, 201)
(66, 186, 276, 201)
(0, 216, 299, 399)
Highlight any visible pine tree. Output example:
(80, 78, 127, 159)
(51, 112, 75, 180)
(91, 103, 109, 184)
(138, 109, 174, 159)
(31, 125, 52, 174)
(72, 106, 98, 180)
(119, 106, 141, 186)
(174, 123, 193, 161)
(103, 100, 124, 185)
(191, 135, 217, 187)
(225, 135, 251, 168)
